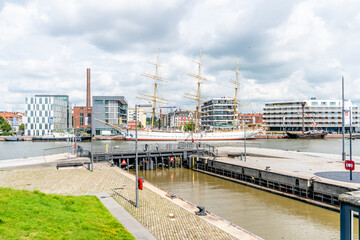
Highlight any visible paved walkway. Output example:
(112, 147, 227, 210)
(93, 193, 156, 240)
(218, 147, 360, 188)
(0, 163, 259, 240)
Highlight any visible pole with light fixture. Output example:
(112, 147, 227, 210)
(135, 104, 152, 208)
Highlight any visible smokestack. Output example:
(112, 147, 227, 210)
(86, 68, 91, 107)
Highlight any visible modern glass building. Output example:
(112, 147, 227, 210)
(24, 95, 72, 136)
(92, 96, 128, 135)
(263, 99, 359, 132)
(201, 97, 235, 130)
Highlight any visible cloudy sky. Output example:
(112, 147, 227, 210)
(1, 0, 360, 113)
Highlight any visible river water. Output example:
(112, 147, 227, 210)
(0, 138, 358, 239)
(1, 138, 358, 160)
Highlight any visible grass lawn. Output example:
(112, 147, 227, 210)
(0, 187, 135, 239)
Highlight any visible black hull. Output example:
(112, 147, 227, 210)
(286, 132, 327, 139)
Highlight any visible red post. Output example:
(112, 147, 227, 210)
(138, 177, 143, 190)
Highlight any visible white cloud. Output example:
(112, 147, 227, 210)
(0, 0, 360, 114)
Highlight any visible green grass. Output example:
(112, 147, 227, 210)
(0, 188, 135, 240)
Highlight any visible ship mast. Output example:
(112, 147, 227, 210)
(230, 58, 241, 126)
(185, 50, 208, 133)
(137, 49, 167, 128)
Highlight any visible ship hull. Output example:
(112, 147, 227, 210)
(286, 131, 327, 139)
(124, 130, 259, 141)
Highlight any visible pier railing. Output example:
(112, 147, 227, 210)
(339, 191, 360, 240)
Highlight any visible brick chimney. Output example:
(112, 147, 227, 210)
(86, 68, 91, 107)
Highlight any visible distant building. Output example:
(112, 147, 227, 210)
(263, 99, 359, 132)
(24, 95, 72, 136)
(92, 96, 127, 135)
(238, 113, 263, 127)
(201, 97, 234, 129)
(127, 107, 147, 128)
(73, 106, 92, 133)
(168, 110, 192, 127)
(0, 112, 25, 132)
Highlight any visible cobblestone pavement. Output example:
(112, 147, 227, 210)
(0, 163, 239, 240)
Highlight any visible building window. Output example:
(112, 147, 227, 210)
(94, 100, 103, 104)
(87, 113, 91, 125)
(321, 102, 326, 105)
(80, 113, 84, 126)
(312, 102, 318, 105)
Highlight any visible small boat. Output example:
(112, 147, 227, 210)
(286, 130, 327, 139)
(285, 102, 327, 139)
(32, 132, 75, 141)
(5, 138, 24, 141)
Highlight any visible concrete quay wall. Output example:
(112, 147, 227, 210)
(198, 159, 356, 210)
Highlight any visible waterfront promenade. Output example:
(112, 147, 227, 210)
(0, 161, 259, 240)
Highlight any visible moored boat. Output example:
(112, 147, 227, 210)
(5, 138, 24, 141)
(286, 130, 327, 139)
(125, 129, 258, 141)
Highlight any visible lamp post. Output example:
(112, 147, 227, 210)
(90, 111, 100, 172)
(243, 119, 247, 161)
(135, 104, 152, 208)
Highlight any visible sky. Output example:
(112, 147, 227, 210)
(1, 0, 360, 113)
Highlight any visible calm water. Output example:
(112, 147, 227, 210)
(0, 138, 356, 160)
(0, 138, 358, 239)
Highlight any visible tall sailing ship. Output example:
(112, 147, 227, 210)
(97, 50, 259, 141)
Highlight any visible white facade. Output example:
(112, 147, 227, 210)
(127, 108, 147, 127)
(263, 99, 359, 132)
(25, 95, 72, 136)
(201, 97, 235, 129)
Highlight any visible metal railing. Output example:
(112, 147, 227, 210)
(42, 146, 73, 163)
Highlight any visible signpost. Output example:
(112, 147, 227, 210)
(345, 160, 355, 180)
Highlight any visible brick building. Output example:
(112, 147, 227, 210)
(73, 106, 92, 132)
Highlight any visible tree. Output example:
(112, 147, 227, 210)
(184, 121, 195, 132)
(137, 122, 143, 128)
(19, 123, 25, 131)
(0, 116, 5, 125)
(1, 120, 11, 132)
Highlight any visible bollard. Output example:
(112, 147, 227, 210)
(196, 206, 207, 216)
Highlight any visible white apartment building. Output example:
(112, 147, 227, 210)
(263, 99, 359, 132)
(25, 95, 72, 136)
(127, 107, 147, 127)
(201, 97, 235, 129)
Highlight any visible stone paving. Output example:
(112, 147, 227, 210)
(0, 163, 248, 240)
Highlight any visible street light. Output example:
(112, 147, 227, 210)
(90, 111, 101, 172)
(135, 104, 152, 208)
